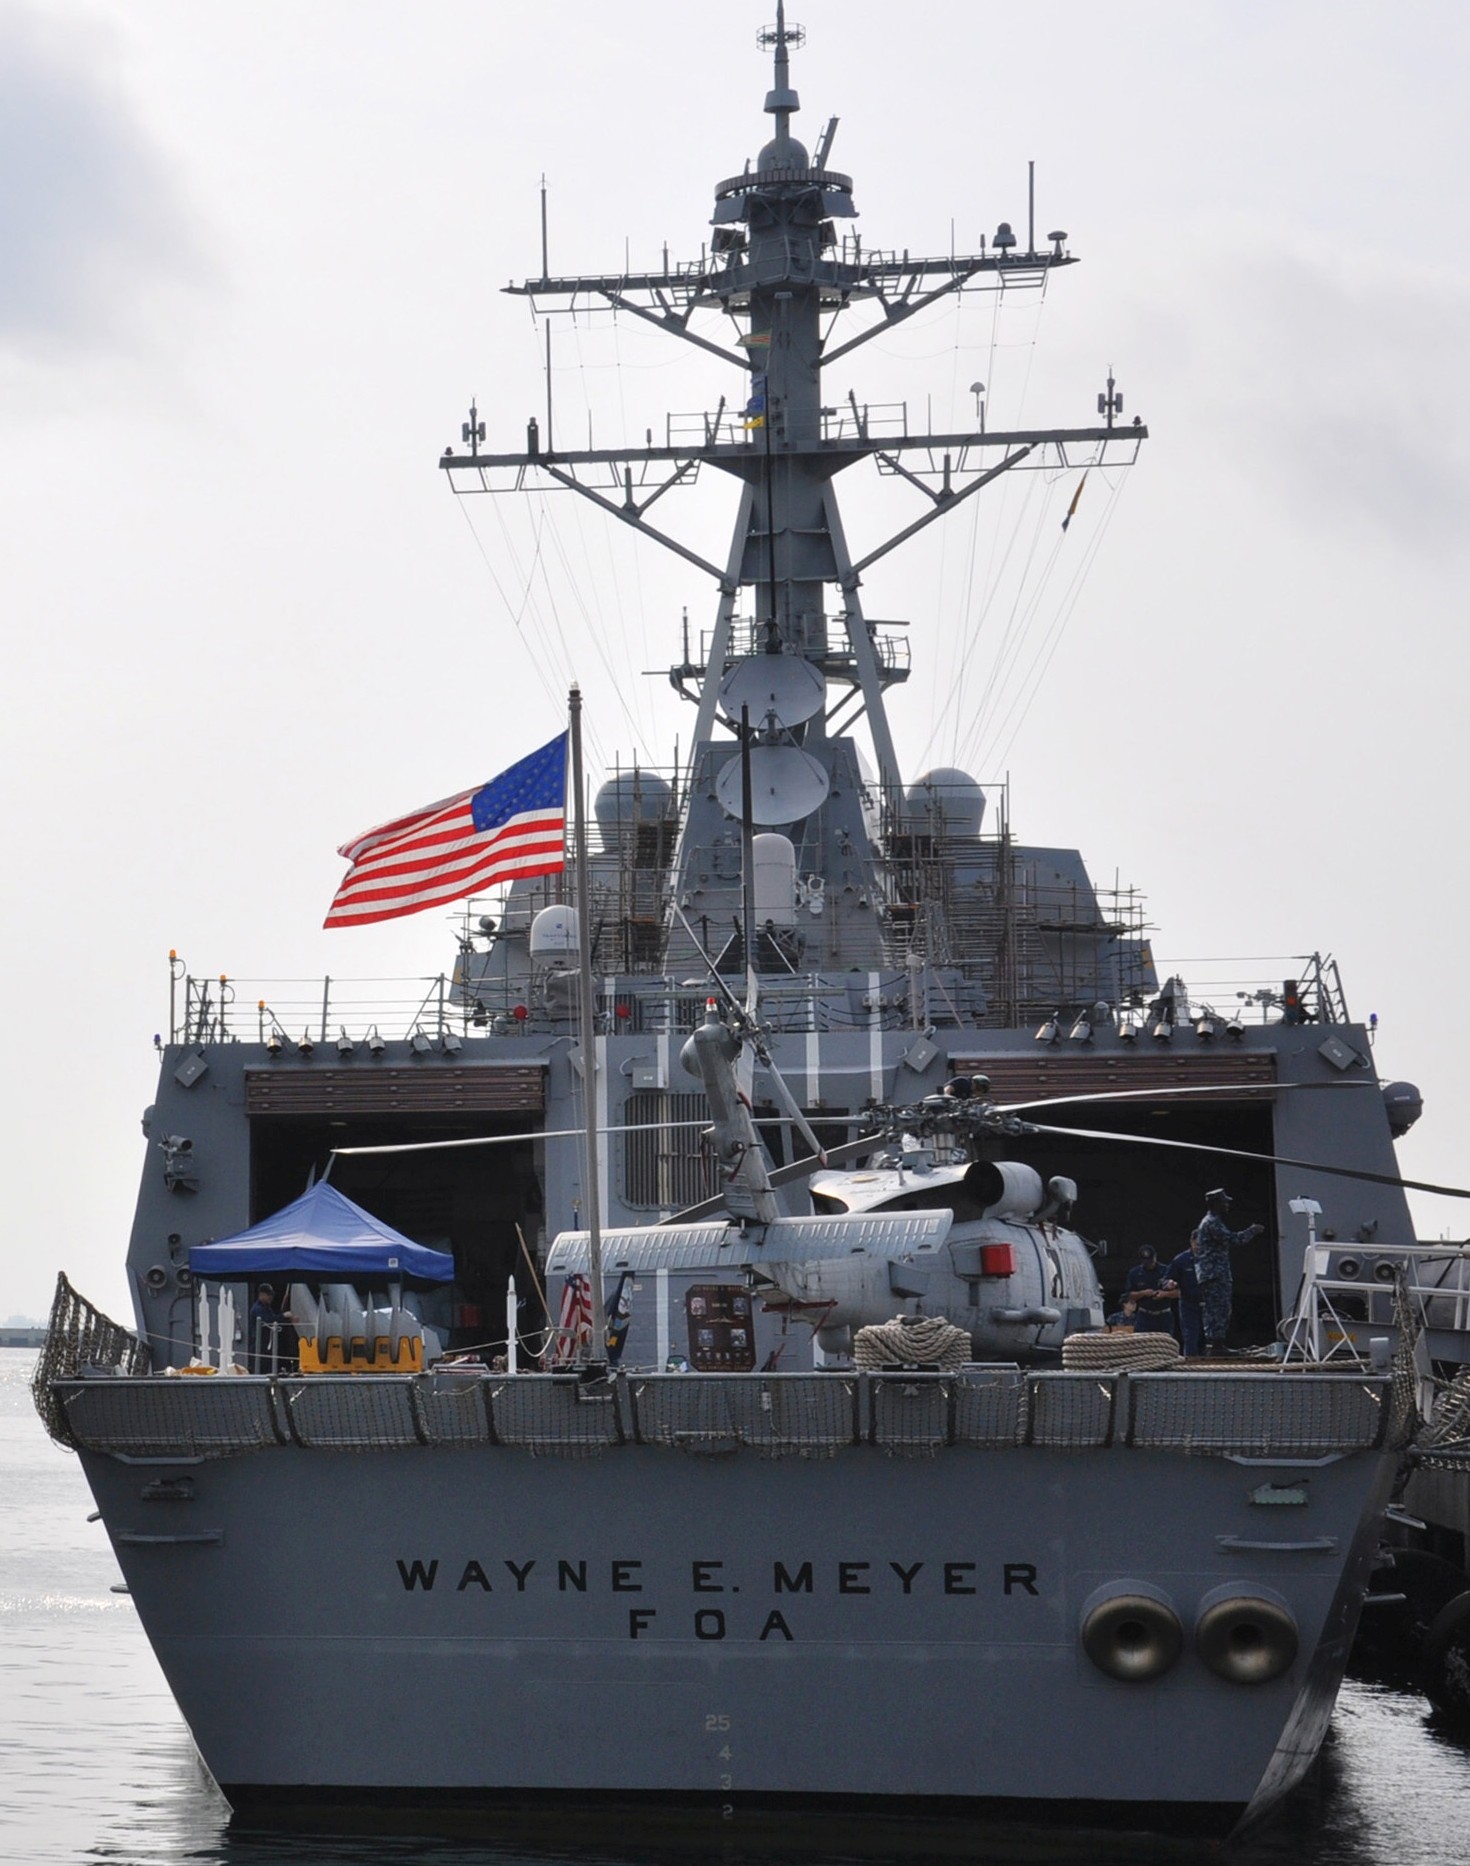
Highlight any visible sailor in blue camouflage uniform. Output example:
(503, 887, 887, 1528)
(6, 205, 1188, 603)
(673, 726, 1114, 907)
(1166, 1232, 1204, 1357)
(1121, 1247, 1176, 1334)
(1195, 1188, 1264, 1354)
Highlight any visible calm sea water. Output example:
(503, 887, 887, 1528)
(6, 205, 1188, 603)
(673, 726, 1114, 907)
(5, 1346, 1469, 1866)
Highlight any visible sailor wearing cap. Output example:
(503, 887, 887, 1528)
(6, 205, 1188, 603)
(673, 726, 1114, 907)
(1195, 1189, 1264, 1355)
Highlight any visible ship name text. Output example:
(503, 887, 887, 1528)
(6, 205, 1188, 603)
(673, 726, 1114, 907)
(393, 1555, 1041, 1638)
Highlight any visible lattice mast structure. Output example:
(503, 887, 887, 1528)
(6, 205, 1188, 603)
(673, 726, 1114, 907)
(442, 7, 1145, 975)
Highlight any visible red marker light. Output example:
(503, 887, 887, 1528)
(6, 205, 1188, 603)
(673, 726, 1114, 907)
(512, 1004, 529, 1022)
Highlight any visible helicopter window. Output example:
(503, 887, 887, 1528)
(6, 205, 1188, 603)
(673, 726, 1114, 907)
(870, 1184, 991, 1224)
(811, 1192, 850, 1215)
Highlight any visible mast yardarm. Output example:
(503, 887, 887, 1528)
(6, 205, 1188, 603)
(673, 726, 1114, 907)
(441, 18, 1146, 939)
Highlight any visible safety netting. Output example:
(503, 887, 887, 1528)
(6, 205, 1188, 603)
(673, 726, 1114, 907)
(55, 1378, 285, 1457)
(953, 1368, 1029, 1446)
(1025, 1372, 1119, 1447)
(47, 1363, 1404, 1462)
(31, 1273, 152, 1447)
(279, 1377, 421, 1448)
(1127, 1372, 1388, 1455)
(485, 1374, 625, 1455)
(626, 1373, 859, 1457)
(31, 1268, 1412, 1465)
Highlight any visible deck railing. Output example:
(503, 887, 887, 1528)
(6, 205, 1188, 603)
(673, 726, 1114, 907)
(46, 1365, 1398, 1462)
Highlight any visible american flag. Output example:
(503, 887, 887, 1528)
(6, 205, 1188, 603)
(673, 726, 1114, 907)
(324, 733, 567, 929)
(550, 1273, 593, 1367)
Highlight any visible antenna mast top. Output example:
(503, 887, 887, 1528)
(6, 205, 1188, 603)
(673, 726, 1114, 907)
(758, 4, 804, 138)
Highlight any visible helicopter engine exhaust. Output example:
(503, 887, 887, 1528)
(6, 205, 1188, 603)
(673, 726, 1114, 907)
(963, 1159, 1044, 1219)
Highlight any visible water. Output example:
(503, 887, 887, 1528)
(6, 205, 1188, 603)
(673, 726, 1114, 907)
(5, 1345, 1469, 1866)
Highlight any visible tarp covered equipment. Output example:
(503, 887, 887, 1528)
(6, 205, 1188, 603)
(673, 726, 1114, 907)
(188, 1182, 454, 1282)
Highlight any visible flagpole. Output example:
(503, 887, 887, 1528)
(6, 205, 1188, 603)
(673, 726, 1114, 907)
(568, 684, 608, 1361)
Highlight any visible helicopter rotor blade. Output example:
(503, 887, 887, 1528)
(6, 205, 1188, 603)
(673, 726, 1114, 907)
(332, 1119, 714, 1160)
(665, 1132, 882, 1224)
(671, 903, 744, 1021)
(997, 1081, 1372, 1116)
(1020, 1121, 1470, 1201)
(751, 1036, 828, 1165)
(676, 793, 820, 1167)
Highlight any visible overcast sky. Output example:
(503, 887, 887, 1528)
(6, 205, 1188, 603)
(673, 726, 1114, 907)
(4, 0, 1468, 1322)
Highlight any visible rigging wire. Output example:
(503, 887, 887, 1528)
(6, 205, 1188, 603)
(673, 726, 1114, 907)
(927, 285, 1049, 770)
(610, 312, 658, 744)
(916, 469, 1045, 772)
(453, 499, 568, 719)
(496, 497, 580, 704)
(966, 478, 1068, 759)
(927, 289, 970, 741)
(566, 315, 659, 756)
(984, 471, 1131, 773)
(539, 497, 655, 767)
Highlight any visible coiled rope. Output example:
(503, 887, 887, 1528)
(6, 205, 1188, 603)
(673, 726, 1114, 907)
(1061, 1331, 1181, 1372)
(853, 1315, 970, 1370)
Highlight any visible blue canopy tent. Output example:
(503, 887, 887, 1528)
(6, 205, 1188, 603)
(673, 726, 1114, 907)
(188, 1181, 455, 1284)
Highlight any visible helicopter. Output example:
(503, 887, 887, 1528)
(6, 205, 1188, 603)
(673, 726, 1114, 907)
(541, 975, 1463, 1366)
(540, 724, 1457, 1366)
(544, 994, 1106, 1361)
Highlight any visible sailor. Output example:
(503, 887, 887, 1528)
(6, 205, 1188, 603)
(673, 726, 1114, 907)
(1104, 1296, 1139, 1331)
(1166, 1231, 1205, 1357)
(246, 1283, 285, 1374)
(1122, 1247, 1176, 1334)
(1195, 1190, 1265, 1354)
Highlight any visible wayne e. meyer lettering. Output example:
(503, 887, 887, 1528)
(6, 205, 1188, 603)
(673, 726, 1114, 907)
(394, 1554, 1040, 1638)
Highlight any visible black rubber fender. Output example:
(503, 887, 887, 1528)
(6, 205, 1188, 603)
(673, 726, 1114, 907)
(1352, 1547, 1470, 1675)
(1420, 1589, 1470, 1722)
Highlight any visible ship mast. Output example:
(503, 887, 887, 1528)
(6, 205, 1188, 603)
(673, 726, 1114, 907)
(442, 11, 1145, 961)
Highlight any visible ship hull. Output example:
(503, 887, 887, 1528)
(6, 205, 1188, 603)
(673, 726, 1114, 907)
(68, 1369, 1397, 1835)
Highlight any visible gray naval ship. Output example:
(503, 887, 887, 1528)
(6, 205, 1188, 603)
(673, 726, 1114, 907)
(35, 6, 1470, 1839)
